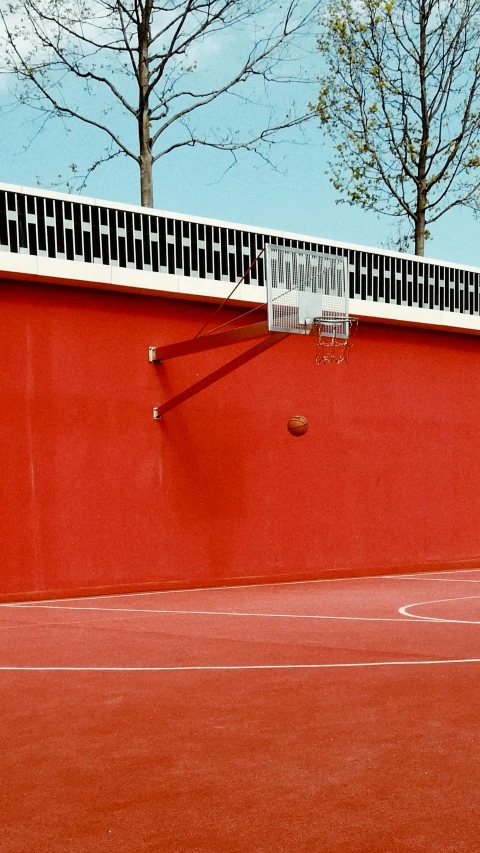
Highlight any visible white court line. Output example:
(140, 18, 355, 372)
(7, 567, 480, 607)
(1, 574, 389, 606)
(399, 595, 480, 624)
(3, 568, 480, 609)
(407, 568, 480, 576)
(1, 603, 413, 623)
(390, 577, 480, 584)
(1, 658, 480, 671)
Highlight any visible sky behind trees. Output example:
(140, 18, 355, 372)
(0, 2, 478, 267)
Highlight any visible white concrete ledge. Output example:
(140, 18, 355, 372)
(2, 248, 480, 335)
(2, 181, 480, 336)
(351, 298, 480, 335)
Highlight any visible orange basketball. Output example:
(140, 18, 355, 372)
(287, 415, 308, 436)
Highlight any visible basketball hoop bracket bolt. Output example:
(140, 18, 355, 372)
(149, 347, 162, 364)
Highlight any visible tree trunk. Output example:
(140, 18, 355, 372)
(139, 129, 154, 208)
(138, 1, 154, 208)
(415, 1, 427, 257)
(414, 201, 426, 256)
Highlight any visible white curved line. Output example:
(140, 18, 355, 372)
(394, 569, 480, 579)
(399, 595, 480, 624)
(1, 658, 480, 671)
(3, 568, 480, 607)
(0, 574, 390, 605)
(4, 568, 479, 606)
(395, 577, 480, 584)
(2, 603, 411, 622)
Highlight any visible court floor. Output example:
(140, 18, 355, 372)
(2, 569, 480, 852)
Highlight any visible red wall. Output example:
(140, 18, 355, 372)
(2, 279, 480, 600)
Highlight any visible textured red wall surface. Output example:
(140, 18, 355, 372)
(2, 279, 480, 600)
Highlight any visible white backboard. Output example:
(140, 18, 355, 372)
(265, 244, 349, 336)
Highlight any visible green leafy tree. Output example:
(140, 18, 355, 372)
(1, 0, 320, 207)
(313, 0, 480, 255)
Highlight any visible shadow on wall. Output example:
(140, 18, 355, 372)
(153, 358, 249, 579)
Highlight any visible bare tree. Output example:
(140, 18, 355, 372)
(312, 0, 480, 255)
(1, 0, 321, 206)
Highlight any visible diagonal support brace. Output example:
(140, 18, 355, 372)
(149, 320, 269, 363)
(153, 332, 288, 419)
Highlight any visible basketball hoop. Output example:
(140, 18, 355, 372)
(264, 245, 359, 365)
(310, 316, 358, 365)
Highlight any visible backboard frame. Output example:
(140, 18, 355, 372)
(265, 244, 350, 337)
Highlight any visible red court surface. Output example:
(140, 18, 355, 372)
(2, 569, 480, 852)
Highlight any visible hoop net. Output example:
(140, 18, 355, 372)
(312, 317, 358, 365)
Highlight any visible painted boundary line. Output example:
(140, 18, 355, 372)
(3, 566, 480, 606)
(397, 568, 480, 576)
(1, 574, 386, 605)
(399, 595, 480, 624)
(0, 603, 412, 623)
(391, 576, 480, 584)
(2, 658, 480, 672)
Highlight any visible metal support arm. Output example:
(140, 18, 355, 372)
(152, 331, 288, 419)
(149, 321, 269, 363)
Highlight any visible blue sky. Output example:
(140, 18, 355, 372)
(0, 3, 479, 268)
